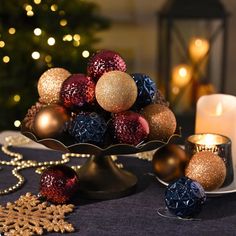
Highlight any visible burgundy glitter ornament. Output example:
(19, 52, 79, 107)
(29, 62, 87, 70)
(39, 165, 79, 204)
(60, 74, 95, 110)
(111, 111, 149, 146)
(87, 50, 127, 81)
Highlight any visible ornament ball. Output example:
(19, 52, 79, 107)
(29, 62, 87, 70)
(95, 71, 138, 113)
(185, 151, 226, 191)
(87, 50, 127, 81)
(152, 144, 189, 182)
(131, 73, 156, 109)
(141, 104, 176, 141)
(165, 177, 206, 218)
(40, 165, 79, 204)
(23, 102, 45, 132)
(60, 74, 95, 110)
(69, 112, 107, 145)
(37, 68, 71, 104)
(34, 104, 70, 139)
(111, 111, 149, 145)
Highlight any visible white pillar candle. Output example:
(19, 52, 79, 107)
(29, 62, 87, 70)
(195, 94, 236, 166)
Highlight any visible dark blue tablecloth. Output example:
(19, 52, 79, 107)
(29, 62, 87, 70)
(1, 147, 236, 236)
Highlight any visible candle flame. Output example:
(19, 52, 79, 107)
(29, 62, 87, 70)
(195, 134, 219, 146)
(172, 64, 192, 87)
(195, 39, 203, 47)
(189, 37, 210, 62)
(215, 102, 223, 116)
(179, 67, 187, 77)
(203, 134, 216, 146)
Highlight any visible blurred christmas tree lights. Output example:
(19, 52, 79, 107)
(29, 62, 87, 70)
(0, 0, 109, 129)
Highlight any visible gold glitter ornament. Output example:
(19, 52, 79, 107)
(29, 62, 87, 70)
(37, 68, 71, 104)
(185, 151, 226, 191)
(95, 70, 138, 113)
(141, 104, 176, 141)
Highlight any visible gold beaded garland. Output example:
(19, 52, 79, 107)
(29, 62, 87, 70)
(37, 68, 71, 104)
(0, 135, 123, 195)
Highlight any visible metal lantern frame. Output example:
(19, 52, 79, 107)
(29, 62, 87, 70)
(157, 0, 229, 111)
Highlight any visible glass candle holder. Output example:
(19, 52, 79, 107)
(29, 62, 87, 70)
(185, 133, 234, 187)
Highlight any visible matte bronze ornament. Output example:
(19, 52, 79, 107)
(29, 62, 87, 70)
(37, 68, 71, 104)
(95, 70, 138, 113)
(152, 144, 189, 182)
(141, 104, 176, 141)
(34, 104, 70, 139)
(185, 151, 226, 191)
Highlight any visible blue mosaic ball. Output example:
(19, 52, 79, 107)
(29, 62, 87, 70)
(131, 73, 156, 109)
(69, 112, 107, 144)
(165, 177, 206, 218)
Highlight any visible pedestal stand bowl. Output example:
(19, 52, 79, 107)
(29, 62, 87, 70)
(22, 127, 179, 200)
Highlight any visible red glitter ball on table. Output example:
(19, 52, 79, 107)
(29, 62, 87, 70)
(87, 50, 127, 81)
(40, 165, 79, 204)
(60, 74, 95, 110)
(111, 111, 149, 146)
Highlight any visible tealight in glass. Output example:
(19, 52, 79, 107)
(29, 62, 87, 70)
(185, 133, 234, 187)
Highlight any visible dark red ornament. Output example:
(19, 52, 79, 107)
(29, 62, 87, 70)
(60, 74, 95, 110)
(87, 50, 127, 81)
(111, 111, 149, 146)
(39, 165, 79, 204)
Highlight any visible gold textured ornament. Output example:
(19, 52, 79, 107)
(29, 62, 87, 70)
(141, 104, 176, 141)
(185, 151, 226, 191)
(0, 192, 75, 235)
(152, 144, 189, 182)
(34, 104, 70, 139)
(37, 68, 71, 104)
(95, 70, 138, 113)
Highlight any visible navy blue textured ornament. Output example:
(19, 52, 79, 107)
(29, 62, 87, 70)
(131, 73, 156, 109)
(165, 177, 206, 218)
(69, 112, 107, 144)
(154, 89, 169, 107)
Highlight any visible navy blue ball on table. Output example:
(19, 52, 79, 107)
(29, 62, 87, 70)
(69, 112, 107, 144)
(131, 73, 156, 109)
(165, 177, 206, 218)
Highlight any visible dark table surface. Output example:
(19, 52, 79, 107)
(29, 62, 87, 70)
(1, 146, 236, 236)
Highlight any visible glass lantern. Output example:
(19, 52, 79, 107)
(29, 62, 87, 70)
(157, 0, 229, 114)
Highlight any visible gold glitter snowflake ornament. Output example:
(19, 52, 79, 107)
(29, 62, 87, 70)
(0, 192, 75, 236)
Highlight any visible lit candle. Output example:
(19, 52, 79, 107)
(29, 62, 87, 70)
(185, 133, 234, 186)
(171, 64, 193, 112)
(195, 94, 236, 165)
(172, 64, 192, 87)
(189, 37, 209, 62)
(187, 133, 227, 152)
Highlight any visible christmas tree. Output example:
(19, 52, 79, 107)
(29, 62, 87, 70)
(0, 0, 109, 130)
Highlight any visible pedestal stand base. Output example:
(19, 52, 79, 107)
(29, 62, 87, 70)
(77, 155, 137, 200)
